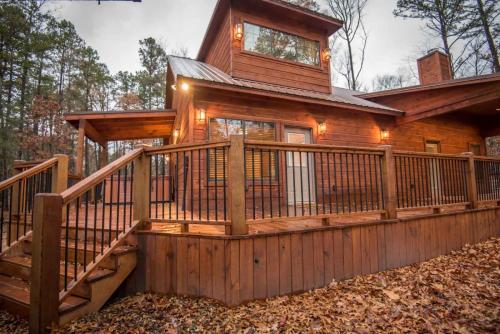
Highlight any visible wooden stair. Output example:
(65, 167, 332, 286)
(0, 234, 137, 326)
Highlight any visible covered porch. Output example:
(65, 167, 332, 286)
(64, 109, 177, 178)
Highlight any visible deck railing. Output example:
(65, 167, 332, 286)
(0, 155, 68, 254)
(393, 152, 470, 210)
(475, 157, 500, 202)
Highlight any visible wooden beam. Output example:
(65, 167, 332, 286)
(29, 194, 63, 333)
(132, 146, 151, 227)
(462, 152, 478, 209)
(228, 135, 248, 235)
(82, 120, 106, 147)
(99, 142, 108, 168)
(75, 120, 85, 178)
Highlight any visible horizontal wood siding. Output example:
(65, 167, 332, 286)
(137, 207, 499, 305)
(192, 90, 486, 154)
(204, 10, 231, 74)
(230, 4, 331, 93)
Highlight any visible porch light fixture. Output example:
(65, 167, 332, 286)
(197, 109, 206, 122)
(380, 129, 389, 141)
(173, 129, 179, 138)
(171, 84, 177, 91)
(321, 48, 331, 61)
(180, 82, 190, 92)
(318, 122, 327, 135)
(234, 23, 243, 40)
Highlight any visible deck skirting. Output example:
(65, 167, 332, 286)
(132, 207, 500, 305)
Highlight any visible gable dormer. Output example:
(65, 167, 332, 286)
(197, 0, 342, 94)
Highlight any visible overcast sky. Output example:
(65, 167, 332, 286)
(44, 0, 434, 89)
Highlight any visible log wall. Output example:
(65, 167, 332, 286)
(134, 206, 500, 305)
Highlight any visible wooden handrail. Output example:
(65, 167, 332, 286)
(61, 147, 144, 204)
(394, 150, 471, 160)
(473, 156, 500, 161)
(244, 139, 385, 154)
(145, 140, 230, 155)
(0, 157, 58, 192)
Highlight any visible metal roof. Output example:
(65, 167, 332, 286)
(168, 56, 402, 115)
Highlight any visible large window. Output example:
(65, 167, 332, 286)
(243, 22, 320, 66)
(209, 118, 276, 180)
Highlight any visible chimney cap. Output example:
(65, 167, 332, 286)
(417, 49, 450, 62)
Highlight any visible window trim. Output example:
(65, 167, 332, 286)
(241, 21, 323, 69)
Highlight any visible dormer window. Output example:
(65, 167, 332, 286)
(243, 22, 320, 67)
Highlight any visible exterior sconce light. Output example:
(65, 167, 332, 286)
(318, 122, 327, 135)
(321, 48, 331, 61)
(173, 129, 179, 138)
(171, 84, 177, 91)
(234, 23, 243, 40)
(380, 129, 389, 141)
(180, 82, 190, 92)
(197, 109, 206, 122)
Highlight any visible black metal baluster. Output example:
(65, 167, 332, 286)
(123, 165, 128, 232)
(129, 162, 134, 227)
(339, 153, 345, 213)
(269, 150, 274, 218)
(8, 186, 13, 246)
(277, 150, 282, 217)
(162, 155, 165, 220)
(83, 191, 89, 272)
(0, 190, 4, 252)
(378, 155, 385, 209)
(155, 155, 159, 218)
(345, 153, 351, 213)
(299, 151, 305, 216)
(251, 148, 256, 219)
(116, 169, 121, 239)
(191, 150, 195, 221)
(176, 152, 179, 221)
(214, 149, 218, 222)
(183, 152, 187, 222)
(260, 149, 265, 219)
(285, 150, 289, 217)
(327, 152, 332, 214)
(169, 153, 172, 220)
(109, 174, 113, 247)
(93, 186, 98, 262)
(101, 179, 106, 254)
(291, 150, 297, 216)
(16, 180, 21, 240)
(356, 154, 362, 211)
(64, 204, 70, 290)
(206, 149, 209, 221)
(74, 197, 80, 281)
(351, 153, 357, 212)
(198, 150, 202, 221)
(333, 153, 339, 214)
(319, 152, 325, 214)
(362, 154, 368, 211)
(368, 154, 374, 211)
(306, 151, 311, 216)
(149, 157, 152, 219)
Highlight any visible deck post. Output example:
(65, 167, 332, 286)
(462, 152, 478, 209)
(29, 193, 63, 333)
(75, 120, 86, 178)
(133, 146, 151, 229)
(51, 154, 69, 193)
(10, 161, 25, 220)
(379, 145, 397, 220)
(228, 135, 248, 235)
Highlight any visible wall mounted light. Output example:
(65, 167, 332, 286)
(180, 82, 190, 92)
(321, 48, 331, 61)
(197, 109, 206, 122)
(173, 129, 179, 138)
(318, 122, 327, 136)
(171, 84, 177, 91)
(380, 129, 389, 141)
(234, 23, 243, 40)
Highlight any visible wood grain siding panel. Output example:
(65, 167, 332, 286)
(230, 4, 331, 93)
(192, 90, 485, 155)
(137, 207, 499, 306)
(204, 11, 231, 74)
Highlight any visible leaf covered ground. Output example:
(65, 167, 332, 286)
(1, 237, 499, 333)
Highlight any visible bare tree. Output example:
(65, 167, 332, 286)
(326, 0, 368, 91)
(371, 67, 417, 92)
(468, 0, 499, 72)
(393, 0, 478, 77)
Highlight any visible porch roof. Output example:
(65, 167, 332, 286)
(64, 110, 177, 143)
(167, 56, 403, 116)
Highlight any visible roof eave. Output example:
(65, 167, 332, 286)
(180, 76, 403, 117)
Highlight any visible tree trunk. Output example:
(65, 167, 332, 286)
(346, 38, 356, 90)
(476, 0, 500, 72)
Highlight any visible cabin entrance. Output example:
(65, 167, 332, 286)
(285, 127, 315, 206)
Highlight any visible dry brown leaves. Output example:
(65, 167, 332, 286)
(2, 237, 499, 334)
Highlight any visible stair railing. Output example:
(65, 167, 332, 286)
(29, 146, 148, 333)
(0, 155, 68, 256)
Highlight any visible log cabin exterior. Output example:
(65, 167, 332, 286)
(0, 0, 499, 332)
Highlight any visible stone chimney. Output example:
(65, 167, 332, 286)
(417, 50, 452, 85)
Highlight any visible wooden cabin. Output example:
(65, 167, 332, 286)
(0, 0, 499, 331)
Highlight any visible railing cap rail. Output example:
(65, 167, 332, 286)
(0, 157, 58, 192)
(61, 147, 144, 204)
(393, 150, 470, 159)
(244, 139, 385, 154)
(145, 140, 230, 155)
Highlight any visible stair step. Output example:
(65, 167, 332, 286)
(0, 274, 30, 317)
(59, 295, 89, 315)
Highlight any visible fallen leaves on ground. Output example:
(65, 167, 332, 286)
(2, 237, 499, 333)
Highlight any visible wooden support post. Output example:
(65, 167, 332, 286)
(133, 147, 151, 230)
(10, 161, 25, 219)
(51, 154, 69, 194)
(29, 194, 63, 333)
(462, 152, 478, 209)
(379, 145, 397, 220)
(75, 120, 85, 178)
(99, 141, 108, 168)
(228, 135, 248, 235)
